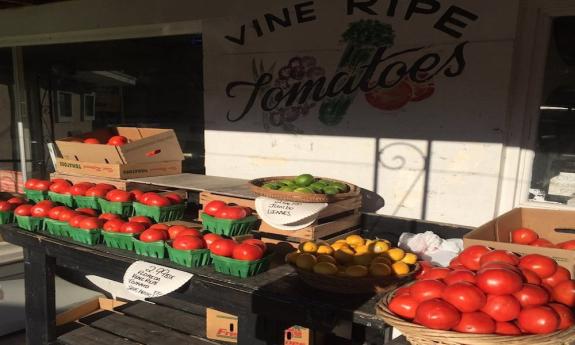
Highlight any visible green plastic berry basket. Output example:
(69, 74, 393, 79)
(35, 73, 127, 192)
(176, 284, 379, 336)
(102, 231, 135, 250)
(98, 199, 133, 217)
(48, 191, 75, 207)
(16, 215, 44, 232)
(73, 195, 102, 210)
(0, 211, 14, 225)
(24, 188, 48, 203)
(67, 227, 101, 245)
(133, 237, 166, 258)
(210, 253, 272, 278)
(132, 202, 186, 223)
(165, 243, 212, 268)
(200, 213, 258, 237)
(42, 218, 69, 237)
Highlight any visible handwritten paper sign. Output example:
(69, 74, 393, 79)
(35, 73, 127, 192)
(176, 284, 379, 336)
(123, 261, 193, 300)
(255, 197, 328, 231)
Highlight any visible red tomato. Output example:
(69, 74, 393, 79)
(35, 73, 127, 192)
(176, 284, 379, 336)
(129, 216, 152, 227)
(394, 286, 412, 297)
(98, 213, 121, 221)
(517, 306, 559, 334)
(214, 206, 247, 220)
(7, 197, 26, 206)
(409, 279, 446, 303)
(204, 200, 227, 216)
(76, 182, 96, 188)
(147, 195, 171, 207)
(31, 203, 53, 218)
(475, 268, 523, 295)
(139, 229, 167, 242)
(494, 321, 522, 335)
(513, 283, 549, 308)
(83, 138, 100, 144)
(557, 240, 575, 250)
(458, 245, 491, 271)
(552, 280, 575, 307)
(24, 178, 39, 190)
(549, 303, 575, 330)
(209, 239, 237, 257)
(441, 282, 486, 312)
(34, 180, 52, 191)
(84, 187, 108, 198)
(130, 189, 144, 201)
(232, 243, 264, 261)
(139, 192, 155, 204)
(103, 219, 124, 232)
(120, 222, 146, 234)
(176, 228, 202, 238)
(50, 178, 69, 185)
(79, 217, 102, 230)
(452, 311, 495, 334)
(107, 135, 128, 146)
(106, 190, 133, 202)
(480, 294, 521, 322)
(14, 204, 32, 216)
(243, 207, 253, 216)
(149, 224, 170, 231)
(75, 208, 98, 217)
(47, 206, 68, 220)
(511, 228, 538, 245)
(168, 225, 188, 240)
(69, 184, 91, 196)
(529, 238, 556, 248)
(443, 270, 476, 286)
(449, 257, 465, 269)
(520, 268, 542, 285)
(242, 239, 267, 253)
(479, 250, 519, 267)
(542, 266, 570, 288)
(415, 261, 435, 279)
(172, 235, 206, 250)
(389, 294, 419, 319)
(203, 233, 222, 247)
(49, 181, 71, 194)
(364, 81, 413, 111)
(69, 215, 87, 228)
(57, 209, 77, 222)
(95, 183, 115, 190)
(0, 201, 13, 212)
(479, 262, 521, 274)
(519, 254, 558, 279)
(36, 200, 55, 208)
(164, 193, 183, 205)
(414, 299, 461, 330)
(418, 267, 451, 281)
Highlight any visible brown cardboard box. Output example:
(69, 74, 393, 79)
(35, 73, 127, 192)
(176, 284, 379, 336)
(284, 325, 314, 345)
(55, 158, 182, 179)
(56, 127, 184, 164)
(206, 308, 238, 343)
(464, 207, 575, 276)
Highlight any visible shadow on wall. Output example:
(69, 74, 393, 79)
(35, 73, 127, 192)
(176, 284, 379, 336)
(360, 188, 385, 213)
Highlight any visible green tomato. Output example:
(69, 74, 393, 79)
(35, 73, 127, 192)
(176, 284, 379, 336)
(278, 179, 296, 187)
(322, 186, 339, 195)
(294, 174, 315, 187)
(330, 182, 349, 192)
(309, 182, 325, 193)
(294, 187, 314, 194)
(279, 186, 296, 192)
(262, 183, 281, 190)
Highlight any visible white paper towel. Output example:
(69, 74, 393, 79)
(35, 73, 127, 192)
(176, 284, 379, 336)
(398, 231, 463, 267)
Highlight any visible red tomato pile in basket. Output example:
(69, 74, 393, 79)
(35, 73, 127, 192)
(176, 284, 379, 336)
(203, 200, 252, 220)
(511, 227, 575, 250)
(388, 245, 575, 335)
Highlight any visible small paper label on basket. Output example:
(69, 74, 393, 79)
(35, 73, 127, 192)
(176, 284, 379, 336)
(123, 261, 193, 300)
(255, 197, 327, 230)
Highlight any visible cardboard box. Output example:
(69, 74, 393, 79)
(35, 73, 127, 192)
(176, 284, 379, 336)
(464, 207, 575, 275)
(56, 127, 184, 164)
(206, 308, 238, 343)
(56, 297, 125, 326)
(55, 158, 182, 179)
(285, 325, 314, 345)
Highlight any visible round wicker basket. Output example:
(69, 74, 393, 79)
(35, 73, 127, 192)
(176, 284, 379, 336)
(376, 289, 575, 345)
(248, 176, 360, 203)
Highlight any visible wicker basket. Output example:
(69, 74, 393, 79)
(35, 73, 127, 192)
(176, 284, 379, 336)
(376, 289, 575, 345)
(248, 176, 360, 203)
(292, 263, 418, 295)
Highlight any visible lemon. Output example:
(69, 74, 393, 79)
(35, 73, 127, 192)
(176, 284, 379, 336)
(317, 254, 336, 264)
(391, 261, 410, 275)
(295, 253, 317, 271)
(285, 251, 300, 265)
(386, 248, 405, 261)
(334, 247, 355, 265)
(353, 253, 375, 266)
(371, 241, 390, 254)
(345, 265, 368, 277)
(316, 245, 334, 255)
(313, 262, 338, 275)
(299, 241, 318, 254)
(354, 244, 371, 255)
(401, 252, 418, 265)
(372, 255, 393, 266)
(370, 263, 392, 277)
(331, 242, 349, 251)
(345, 234, 365, 247)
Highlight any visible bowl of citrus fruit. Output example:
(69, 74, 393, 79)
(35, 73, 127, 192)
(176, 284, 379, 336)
(286, 234, 419, 294)
(249, 174, 360, 203)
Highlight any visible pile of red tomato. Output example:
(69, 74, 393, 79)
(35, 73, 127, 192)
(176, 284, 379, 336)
(208, 237, 266, 261)
(23, 179, 52, 191)
(511, 227, 575, 250)
(204, 200, 252, 220)
(15, 201, 102, 230)
(389, 245, 575, 335)
(81, 135, 128, 146)
(0, 196, 27, 212)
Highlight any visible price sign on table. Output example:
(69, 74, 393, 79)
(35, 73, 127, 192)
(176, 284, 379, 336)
(123, 261, 193, 299)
